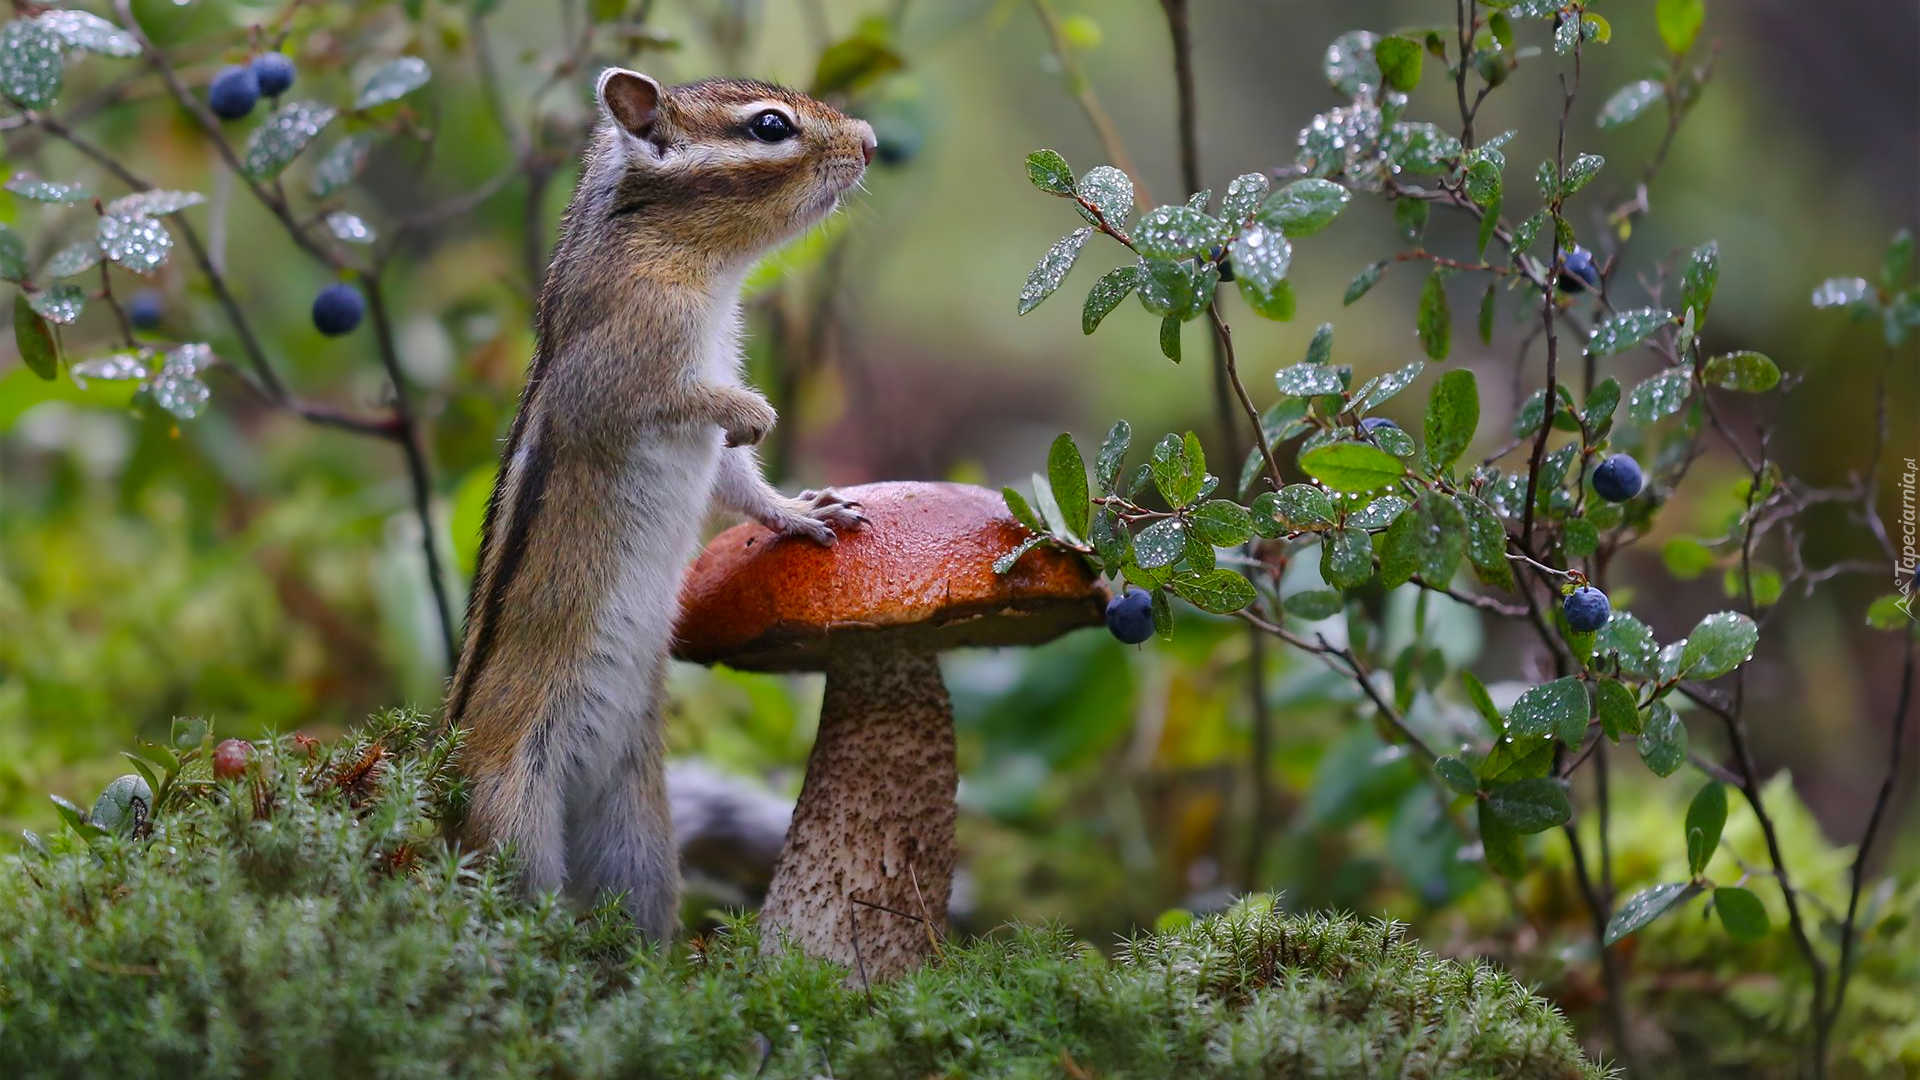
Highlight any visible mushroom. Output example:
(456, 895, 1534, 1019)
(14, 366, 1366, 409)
(674, 481, 1106, 978)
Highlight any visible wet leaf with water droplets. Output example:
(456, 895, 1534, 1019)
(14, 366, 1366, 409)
(1137, 259, 1213, 321)
(1417, 269, 1451, 360)
(1220, 172, 1269, 224)
(1299, 442, 1403, 493)
(1284, 588, 1345, 621)
(1274, 361, 1343, 397)
(1320, 526, 1374, 589)
(1702, 351, 1780, 392)
(992, 535, 1045, 575)
(1230, 223, 1293, 317)
(1512, 210, 1546, 254)
(1681, 240, 1719, 321)
(1486, 777, 1572, 834)
(1588, 307, 1672, 356)
(45, 242, 101, 278)
(98, 214, 173, 275)
(1678, 611, 1758, 679)
(1273, 484, 1334, 528)
(1561, 153, 1605, 196)
(106, 190, 206, 218)
(1133, 205, 1226, 260)
(1461, 495, 1514, 589)
(1811, 277, 1871, 309)
(148, 343, 212, 420)
(355, 57, 431, 110)
(0, 226, 25, 282)
(1389, 123, 1459, 176)
(0, 20, 65, 110)
(1638, 701, 1688, 776)
(1506, 677, 1588, 742)
(1082, 265, 1138, 335)
(1259, 178, 1350, 237)
(71, 351, 151, 386)
(1344, 260, 1386, 305)
(1423, 369, 1479, 474)
(7, 173, 88, 203)
(29, 283, 86, 324)
(311, 134, 376, 198)
(326, 211, 377, 244)
(1605, 882, 1699, 945)
(1025, 149, 1074, 195)
(1171, 567, 1255, 614)
(245, 102, 337, 180)
(1017, 227, 1091, 315)
(1595, 679, 1639, 741)
(1359, 362, 1422, 412)
(1598, 80, 1665, 128)
(1133, 518, 1188, 569)
(1323, 30, 1380, 96)
(1348, 494, 1408, 531)
(1627, 368, 1691, 423)
(13, 294, 59, 379)
(1074, 165, 1134, 229)
(37, 11, 140, 57)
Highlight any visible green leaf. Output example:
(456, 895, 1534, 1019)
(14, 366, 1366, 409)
(1260, 179, 1350, 237)
(1137, 258, 1213, 320)
(1274, 361, 1345, 397)
(1382, 494, 1466, 588)
(1171, 567, 1256, 614)
(1563, 518, 1599, 559)
(97, 214, 172, 276)
(37, 10, 141, 57)
(1299, 442, 1404, 493)
(1594, 679, 1639, 741)
(1422, 369, 1479, 474)
(1348, 494, 1408, 531)
(0, 226, 26, 282)
(1656, 0, 1706, 54)
(1587, 307, 1672, 356)
(1597, 612, 1660, 679)
(1659, 538, 1714, 580)
(1063, 165, 1131, 230)
(13, 294, 59, 380)
(1479, 802, 1527, 878)
(1865, 594, 1915, 630)
(1508, 677, 1589, 744)
(1230, 223, 1293, 317)
(1678, 611, 1758, 680)
(1460, 670, 1505, 733)
(1885, 228, 1914, 290)
(244, 101, 337, 180)
(1395, 197, 1429, 244)
(1560, 153, 1605, 197)
(1323, 30, 1382, 96)
(1220, 172, 1270, 225)
(992, 535, 1047, 574)
(1485, 777, 1572, 834)
(355, 57, 431, 110)
(1417, 269, 1451, 361)
(0, 19, 64, 110)
(1134, 206, 1226, 260)
(28, 283, 85, 325)
(1320, 526, 1375, 590)
(1461, 495, 1515, 590)
(1582, 378, 1621, 430)
(1715, 886, 1770, 941)
(1285, 588, 1345, 621)
(49, 794, 108, 839)
(1375, 35, 1423, 92)
(1095, 420, 1131, 493)
(1150, 432, 1206, 508)
(5, 173, 87, 204)
(1476, 281, 1497, 344)
(1605, 882, 1700, 945)
(1272, 484, 1334, 528)
(1598, 80, 1666, 129)
(1681, 241, 1719, 323)
(1047, 434, 1090, 539)
(1685, 781, 1728, 876)
(1435, 756, 1479, 796)
(1638, 701, 1687, 777)
(1188, 500, 1256, 547)
(1158, 315, 1182, 362)
(1019, 228, 1093, 316)
(1702, 351, 1780, 393)
(310, 134, 376, 198)
(1133, 519, 1188, 569)
(1025, 149, 1075, 195)
(1627, 368, 1692, 423)
(1304, 323, 1335, 367)
(1344, 264, 1387, 310)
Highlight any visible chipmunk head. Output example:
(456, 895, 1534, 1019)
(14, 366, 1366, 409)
(589, 69, 875, 271)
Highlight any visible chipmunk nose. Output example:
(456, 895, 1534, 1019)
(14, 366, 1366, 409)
(857, 120, 877, 166)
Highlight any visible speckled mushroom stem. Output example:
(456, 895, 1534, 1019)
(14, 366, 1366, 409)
(759, 648, 956, 981)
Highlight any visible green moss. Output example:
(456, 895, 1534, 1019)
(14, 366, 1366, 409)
(0, 712, 1605, 1079)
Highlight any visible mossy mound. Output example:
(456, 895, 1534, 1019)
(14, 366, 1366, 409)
(0, 712, 1606, 1079)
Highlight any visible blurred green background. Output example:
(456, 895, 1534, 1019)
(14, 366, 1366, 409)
(1, 0, 1915, 1071)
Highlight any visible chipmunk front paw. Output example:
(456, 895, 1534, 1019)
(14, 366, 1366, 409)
(714, 389, 777, 448)
(768, 489, 869, 547)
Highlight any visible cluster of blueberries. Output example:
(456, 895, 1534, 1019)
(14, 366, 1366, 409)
(200, 53, 368, 338)
(1099, 453, 1646, 645)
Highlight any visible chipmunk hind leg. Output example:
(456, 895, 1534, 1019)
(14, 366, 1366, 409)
(563, 668, 681, 941)
(462, 728, 570, 900)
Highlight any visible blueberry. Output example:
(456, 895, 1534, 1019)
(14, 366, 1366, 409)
(252, 52, 296, 97)
(1105, 588, 1155, 645)
(1208, 244, 1235, 282)
(207, 64, 261, 120)
(312, 283, 366, 336)
(127, 289, 163, 330)
(1360, 417, 1399, 433)
(1591, 454, 1643, 502)
(1563, 586, 1611, 633)
(1560, 245, 1600, 292)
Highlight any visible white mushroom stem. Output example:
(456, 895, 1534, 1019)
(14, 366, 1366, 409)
(759, 649, 956, 981)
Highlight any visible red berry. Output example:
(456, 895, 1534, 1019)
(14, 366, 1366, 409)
(213, 739, 251, 780)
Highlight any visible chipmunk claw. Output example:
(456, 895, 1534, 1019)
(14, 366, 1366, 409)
(772, 488, 868, 546)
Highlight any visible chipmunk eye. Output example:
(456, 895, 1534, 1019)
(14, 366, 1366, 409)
(747, 110, 796, 143)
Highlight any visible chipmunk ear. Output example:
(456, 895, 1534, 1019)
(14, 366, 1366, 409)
(597, 68, 663, 141)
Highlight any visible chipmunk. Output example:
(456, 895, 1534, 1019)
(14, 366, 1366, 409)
(445, 69, 875, 939)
